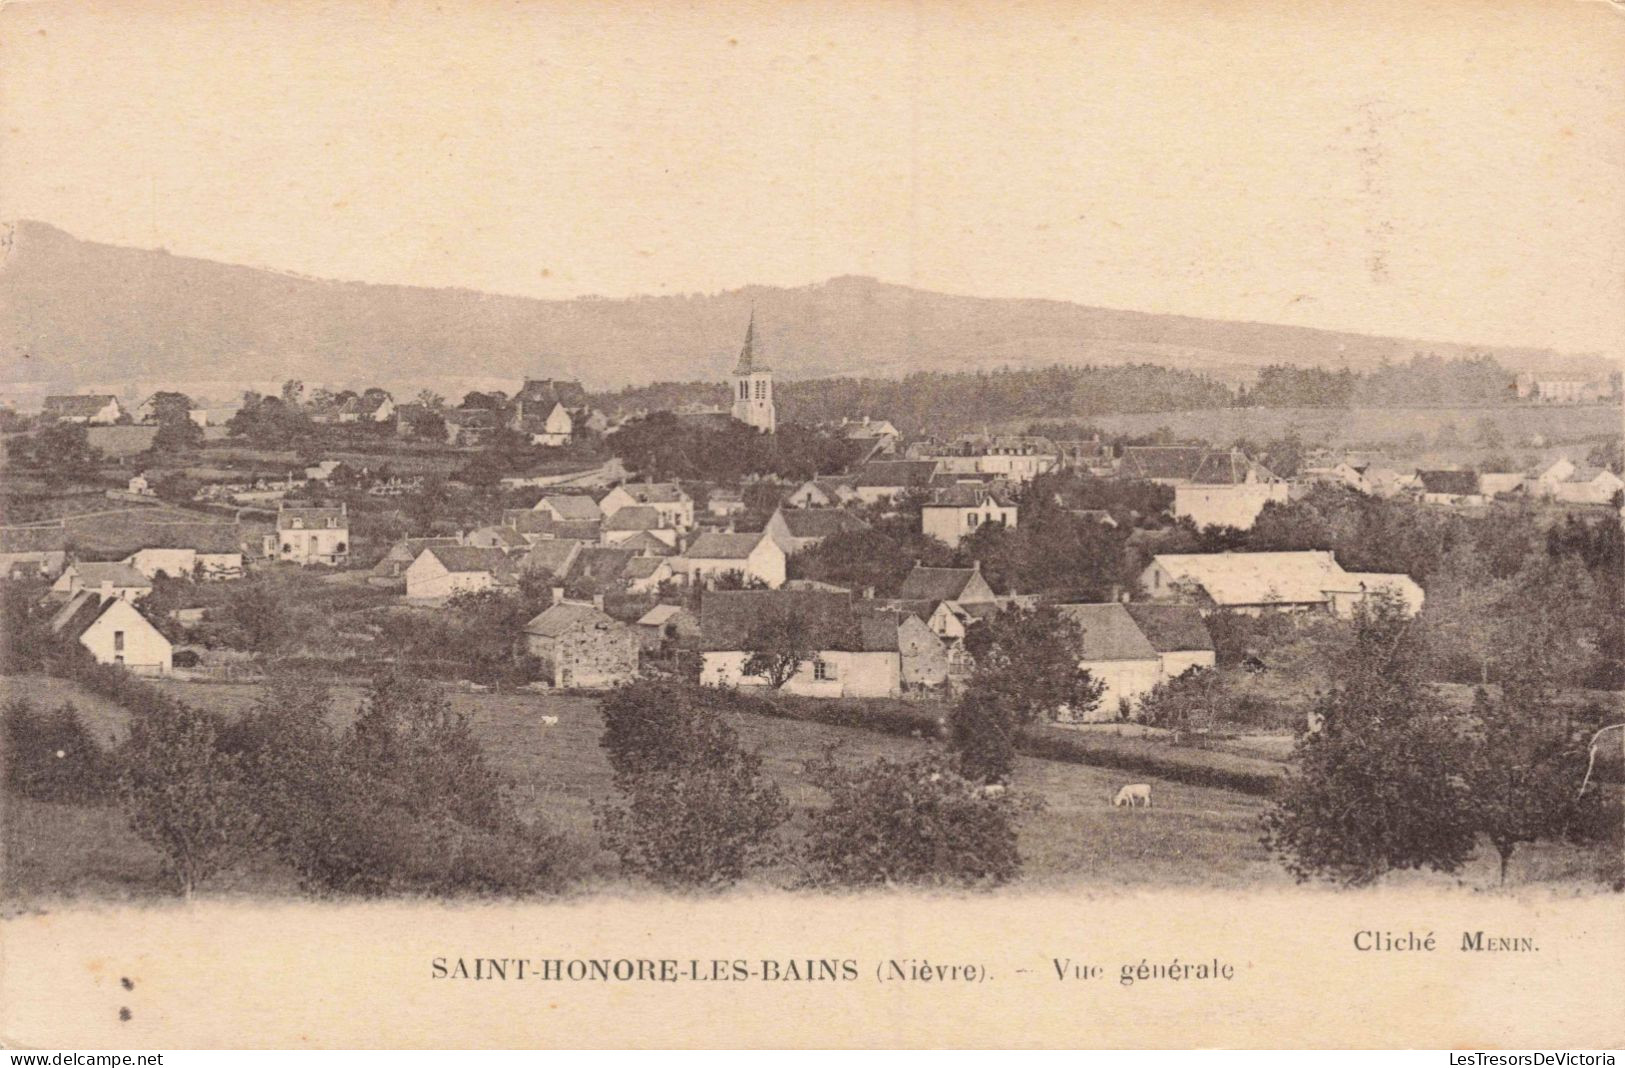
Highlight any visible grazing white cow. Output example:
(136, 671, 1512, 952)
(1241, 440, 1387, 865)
(980, 783, 1007, 799)
(1113, 783, 1152, 808)
(540, 715, 560, 726)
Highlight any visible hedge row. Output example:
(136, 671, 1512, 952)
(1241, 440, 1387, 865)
(708, 685, 1284, 796)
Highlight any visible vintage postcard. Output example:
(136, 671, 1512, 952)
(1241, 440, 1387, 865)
(1, 0, 1621, 1051)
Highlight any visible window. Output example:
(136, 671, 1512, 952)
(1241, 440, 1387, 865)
(967, 513, 980, 528)
(291, 518, 304, 529)
(281, 542, 293, 554)
(113, 630, 125, 651)
(739, 381, 748, 400)
(813, 658, 837, 681)
(755, 380, 766, 400)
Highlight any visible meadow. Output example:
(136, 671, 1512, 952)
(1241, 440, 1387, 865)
(4, 675, 1614, 903)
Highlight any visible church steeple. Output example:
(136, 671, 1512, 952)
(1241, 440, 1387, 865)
(729, 309, 776, 433)
(734, 308, 771, 375)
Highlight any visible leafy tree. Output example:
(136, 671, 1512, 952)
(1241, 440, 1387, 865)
(416, 390, 446, 411)
(280, 379, 306, 408)
(596, 681, 787, 887)
(1134, 666, 1225, 732)
(4, 699, 114, 803)
(1262, 593, 1479, 886)
(742, 612, 818, 689)
(800, 751, 1022, 888)
(118, 699, 256, 897)
(10, 423, 105, 485)
(1464, 685, 1606, 883)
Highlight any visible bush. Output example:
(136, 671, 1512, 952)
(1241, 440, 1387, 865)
(597, 681, 788, 888)
(800, 751, 1023, 888)
(3, 699, 115, 804)
(1018, 726, 1281, 796)
(172, 649, 201, 668)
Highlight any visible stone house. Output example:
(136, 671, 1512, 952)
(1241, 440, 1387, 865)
(523, 596, 639, 689)
(50, 591, 172, 675)
(404, 545, 518, 600)
(677, 530, 787, 589)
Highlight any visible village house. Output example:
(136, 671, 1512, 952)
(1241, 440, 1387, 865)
(0, 525, 69, 581)
(404, 545, 518, 600)
(43, 394, 125, 425)
(123, 524, 249, 580)
(621, 554, 676, 594)
(1123, 602, 1218, 682)
(763, 506, 870, 556)
(600, 505, 679, 548)
(268, 502, 349, 566)
(677, 530, 787, 589)
(598, 483, 695, 530)
(919, 485, 1018, 546)
(1526, 461, 1624, 505)
(50, 590, 172, 675)
(442, 407, 502, 446)
(559, 546, 640, 598)
(1514, 372, 1615, 404)
(464, 525, 532, 551)
(634, 603, 700, 652)
(1147, 448, 1290, 531)
(532, 494, 604, 523)
(502, 510, 602, 544)
(337, 392, 394, 423)
(1054, 436, 1112, 473)
(614, 530, 679, 557)
(892, 611, 951, 690)
(839, 416, 902, 458)
(517, 538, 587, 581)
(126, 473, 155, 497)
(697, 589, 901, 698)
(897, 561, 999, 606)
(373, 535, 463, 582)
(522, 594, 639, 689)
(784, 476, 860, 509)
(850, 460, 943, 504)
(513, 400, 575, 446)
(1054, 602, 1165, 720)
(1415, 470, 1485, 507)
(911, 434, 1058, 483)
(50, 561, 153, 602)
(1140, 550, 1423, 617)
(706, 487, 747, 518)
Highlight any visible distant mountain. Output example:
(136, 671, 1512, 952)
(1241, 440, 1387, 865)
(0, 220, 1591, 397)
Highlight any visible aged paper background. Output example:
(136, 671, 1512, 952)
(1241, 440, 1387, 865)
(2, 0, 1623, 1049)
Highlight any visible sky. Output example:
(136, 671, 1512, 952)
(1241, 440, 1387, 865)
(3, 0, 1623, 356)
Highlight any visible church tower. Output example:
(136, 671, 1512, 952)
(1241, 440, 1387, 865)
(730, 310, 776, 433)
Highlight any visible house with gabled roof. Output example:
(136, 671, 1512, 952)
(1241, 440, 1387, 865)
(561, 546, 640, 597)
(920, 484, 1018, 546)
(373, 535, 463, 581)
(43, 394, 125, 425)
(50, 561, 154, 602)
(850, 460, 943, 504)
(1141, 550, 1422, 618)
(615, 530, 679, 557)
(269, 502, 349, 566)
(532, 494, 604, 523)
(464, 525, 532, 551)
(784, 476, 860, 509)
(897, 561, 998, 605)
(600, 504, 678, 548)
(1123, 602, 1217, 681)
(677, 530, 787, 589)
(514, 401, 574, 446)
(122, 523, 252, 580)
(763, 506, 870, 555)
(0, 524, 69, 581)
(517, 538, 588, 581)
(1054, 602, 1164, 720)
(599, 482, 695, 530)
(404, 545, 518, 600)
(50, 591, 171, 675)
(621, 554, 677, 593)
(696, 589, 900, 698)
(523, 595, 638, 689)
(1416, 469, 1485, 506)
(502, 510, 602, 543)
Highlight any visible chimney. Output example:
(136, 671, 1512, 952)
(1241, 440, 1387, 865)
(971, 559, 981, 572)
(551, 586, 564, 605)
(863, 586, 875, 599)
(592, 594, 605, 612)
(99, 580, 114, 602)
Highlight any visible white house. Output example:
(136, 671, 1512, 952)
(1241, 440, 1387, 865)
(43, 394, 125, 425)
(269, 502, 349, 566)
(532, 494, 604, 523)
(697, 589, 900, 698)
(599, 483, 695, 530)
(517, 401, 574, 446)
(1550, 466, 1624, 506)
(1141, 550, 1422, 617)
(50, 562, 153, 602)
(1123, 602, 1218, 681)
(601, 505, 679, 548)
(677, 530, 787, 589)
(50, 591, 172, 675)
(1053, 603, 1164, 721)
(919, 485, 1018, 546)
(764, 507, 869, 555)
(784, 477, 860, 509)
(404, 545, 518, 600)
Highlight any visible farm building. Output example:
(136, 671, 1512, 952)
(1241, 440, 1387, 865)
(522, 598, 639, 689)
(764, 506, 870, 555)
(50, 561, 153, 602)
(405, 545, 518, 600)
(1140, 551, 1422, 617)
(697, 589, 900, 698)
(677, 530, 787, 589)
(1053, 602, 1164, 721)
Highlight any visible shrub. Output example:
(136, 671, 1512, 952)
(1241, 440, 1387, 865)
(597, 681, 788, 888)
(3, 699, 115, 804)
(800, 752, 1023, 888)
(172, 649, 201, 668)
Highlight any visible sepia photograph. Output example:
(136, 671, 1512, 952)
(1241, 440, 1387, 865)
(0, 0, 1621, 1051)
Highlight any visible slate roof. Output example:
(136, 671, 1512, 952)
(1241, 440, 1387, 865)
(773, 508, 869, 538)
(49, 591, 121, 639)
(65, 561, 151, 589)
(277, 506, 347, 530)
(518, 539, 588, 578)
(684, 531, 768, 560)
(1123, 603, 1215, 653)
(515, 379, 590, 410)
(603, 505, 668, 532)
(611, 482, 690, 504)
(851, 460, 941, 488)
(616, 530, 677, 556)
(503, 511, 602, 539)
(443, 408, 501, 427)
(422, 545, 518, 580)
(564, 547, 638, 593)
(622, 555, 672, 582)
(897, 565, 983, 602)
(1054, 603, 1161, 662)
(1119, 446, 1208, 481)
(43, 395, 118, 418)
(539, 495, 604, 521)
(923, 484, 1018, 508)
(523, 601, 620, 639)
(468, 525, 531, 549)
(1417, 470, 1481, 496)
(698, 590, 896, 652)
(638, 604, 687, 627)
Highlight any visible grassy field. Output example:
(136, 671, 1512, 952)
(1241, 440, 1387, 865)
(2, 675, 1615, 902)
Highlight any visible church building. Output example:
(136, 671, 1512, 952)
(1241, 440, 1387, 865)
(730, 312, 776, 433)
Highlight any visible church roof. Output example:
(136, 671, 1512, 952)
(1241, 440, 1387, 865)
(733, 311, 771, 374)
